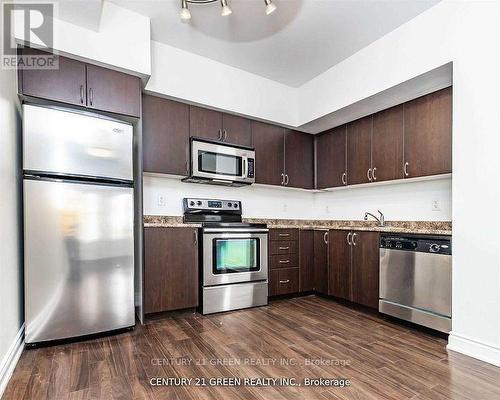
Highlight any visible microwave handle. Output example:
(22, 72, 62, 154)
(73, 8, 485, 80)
(243, 157, 248, 178)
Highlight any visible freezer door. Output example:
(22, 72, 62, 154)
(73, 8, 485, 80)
(24, 178, 135, 343)
(23, 104, 133, 181)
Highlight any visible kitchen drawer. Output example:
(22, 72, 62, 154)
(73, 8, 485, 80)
(269, 267, 300, 296)
(270, 253, 299, 269)
(269, 229, 299, 241)
(270, 240, 298, 255)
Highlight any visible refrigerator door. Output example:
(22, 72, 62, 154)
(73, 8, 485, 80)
(23, 104, 133, 181)
(24, 178, 135, 343)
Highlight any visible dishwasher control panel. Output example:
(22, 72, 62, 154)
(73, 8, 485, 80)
(380, 234, 451, 255)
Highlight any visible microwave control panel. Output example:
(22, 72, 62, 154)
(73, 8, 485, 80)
(247, 158, 255, 178)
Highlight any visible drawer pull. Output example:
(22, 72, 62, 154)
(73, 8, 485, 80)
(279, 246, 290, 250)
(279, 260, 290, 264)
(278, 233, 290, 237)
(279, 279, 290, 284)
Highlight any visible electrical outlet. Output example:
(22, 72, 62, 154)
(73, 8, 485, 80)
(325, 205, 330, 214)
(283, 202, 288, 212)
(432, 199, 441, 211)
(158, 195, 166, 207)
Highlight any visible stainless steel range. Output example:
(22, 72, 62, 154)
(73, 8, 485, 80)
(183, 198, 268, 314)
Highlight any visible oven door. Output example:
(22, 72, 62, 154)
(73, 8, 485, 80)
(191, 140, 255, 184)
(202, 230, 268, 286)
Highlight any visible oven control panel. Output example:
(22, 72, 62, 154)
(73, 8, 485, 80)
(184, 198, 241, 212)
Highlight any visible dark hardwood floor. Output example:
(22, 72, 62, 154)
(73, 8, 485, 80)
(3, 296, 500, 400)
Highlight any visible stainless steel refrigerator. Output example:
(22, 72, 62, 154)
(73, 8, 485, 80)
(23, 104, 135, 344)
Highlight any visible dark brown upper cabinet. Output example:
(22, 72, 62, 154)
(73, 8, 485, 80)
(252, 121, 285, 186)
(404, 87, 452, 178)
(284, 129, 314, 189)
(222, 113, 252, 146)
(189, 106, 223, 141)
(142, 95, 190, 176)
(144, 227, 198, 314)
(372, 104, 404, 182)
(18, 48, 141, 118)
(316, 125, 347, 189)
(347, 115, 372, 185)
(189, 106, 252, 146)
(19, 48, 87, 107)
(86, 64, 141, 117)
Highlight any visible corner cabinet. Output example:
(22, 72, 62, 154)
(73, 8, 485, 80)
(144, 227, 199, 314)
(18, 48, 141, 118)
(316, 125, 347, 189)
(253, 122, 314, 189)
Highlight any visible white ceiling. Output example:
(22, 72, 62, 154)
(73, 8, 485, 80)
(57, 0, 440, 87)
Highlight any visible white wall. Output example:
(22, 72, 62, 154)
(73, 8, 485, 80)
(0, 35, 23, 395)
(144, 175, 451, 222)
(145, 41, 298, 127)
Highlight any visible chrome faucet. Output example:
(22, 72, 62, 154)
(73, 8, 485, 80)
(364, 210, 385, 227)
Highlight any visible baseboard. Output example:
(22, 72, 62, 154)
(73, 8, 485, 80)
(447, 332, 500, 367)
(0, 324, 24, 399)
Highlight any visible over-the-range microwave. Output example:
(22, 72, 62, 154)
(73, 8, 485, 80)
(183, 137, 255, 186)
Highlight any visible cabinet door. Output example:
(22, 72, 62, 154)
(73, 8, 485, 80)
(222, 113, 252, 146)
(142, 95, 190, 176)
(190, 106, 223, 140)
(372, 105, 404, 182)
(144, 228, 198, 313)
(299, 230, 314, 292)
(347, 116, 372, 185)
(252, 121, 284, 186)
(313, 230, 329, 295)
(351, 231, 379, 309)
(328, 230, 351, 300)
(285, 130, 314, 189)
(86, 64, 141, 117)
(404, 87, 452, 178)
(20, 48, 86, 107)
(316, 125, 346, 189)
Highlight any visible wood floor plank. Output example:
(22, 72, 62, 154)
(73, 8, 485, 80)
(3, 296, 500, 400)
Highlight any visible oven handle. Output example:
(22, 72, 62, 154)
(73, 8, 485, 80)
(203, 228, 269, 233)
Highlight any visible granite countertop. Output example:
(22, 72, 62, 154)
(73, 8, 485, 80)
(144, 216, 451, 235)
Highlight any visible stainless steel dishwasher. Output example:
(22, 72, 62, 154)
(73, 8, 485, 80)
(379, 234, 452, 333)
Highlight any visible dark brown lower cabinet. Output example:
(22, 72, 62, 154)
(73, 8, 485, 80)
(328, 230, 351, 300)
(269, 268, 300, 296)
(299, 230, 314, 292)
(313, 230, 329, 295)
(144, 227, 199, 314)
(328, 230, 380, 309)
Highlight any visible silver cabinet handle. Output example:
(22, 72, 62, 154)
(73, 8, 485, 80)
(278, 233, 290, 237)
(223, 129, 227, 141)
(279, 260, 290, 264)
(185, 160, 189, 175)
(281, 173, 285, 185)
(367, 168, 372, 182)
(279, 246, 290, 250)
(404, 162, 409, 177)
(218, 129, 222, 140)
(89, 88, 93, 106)
(323, 231, 328, 244)
(284, 174, 289, 186)
(341, 172, 347, 185)
(372, 167, 377, 181)
(352, 232, 357, 246)
(80, 85, 84, 104)
(194, 230, 198, 245)
(347, 232, 352, 246)
(279, 279, 290, 284)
